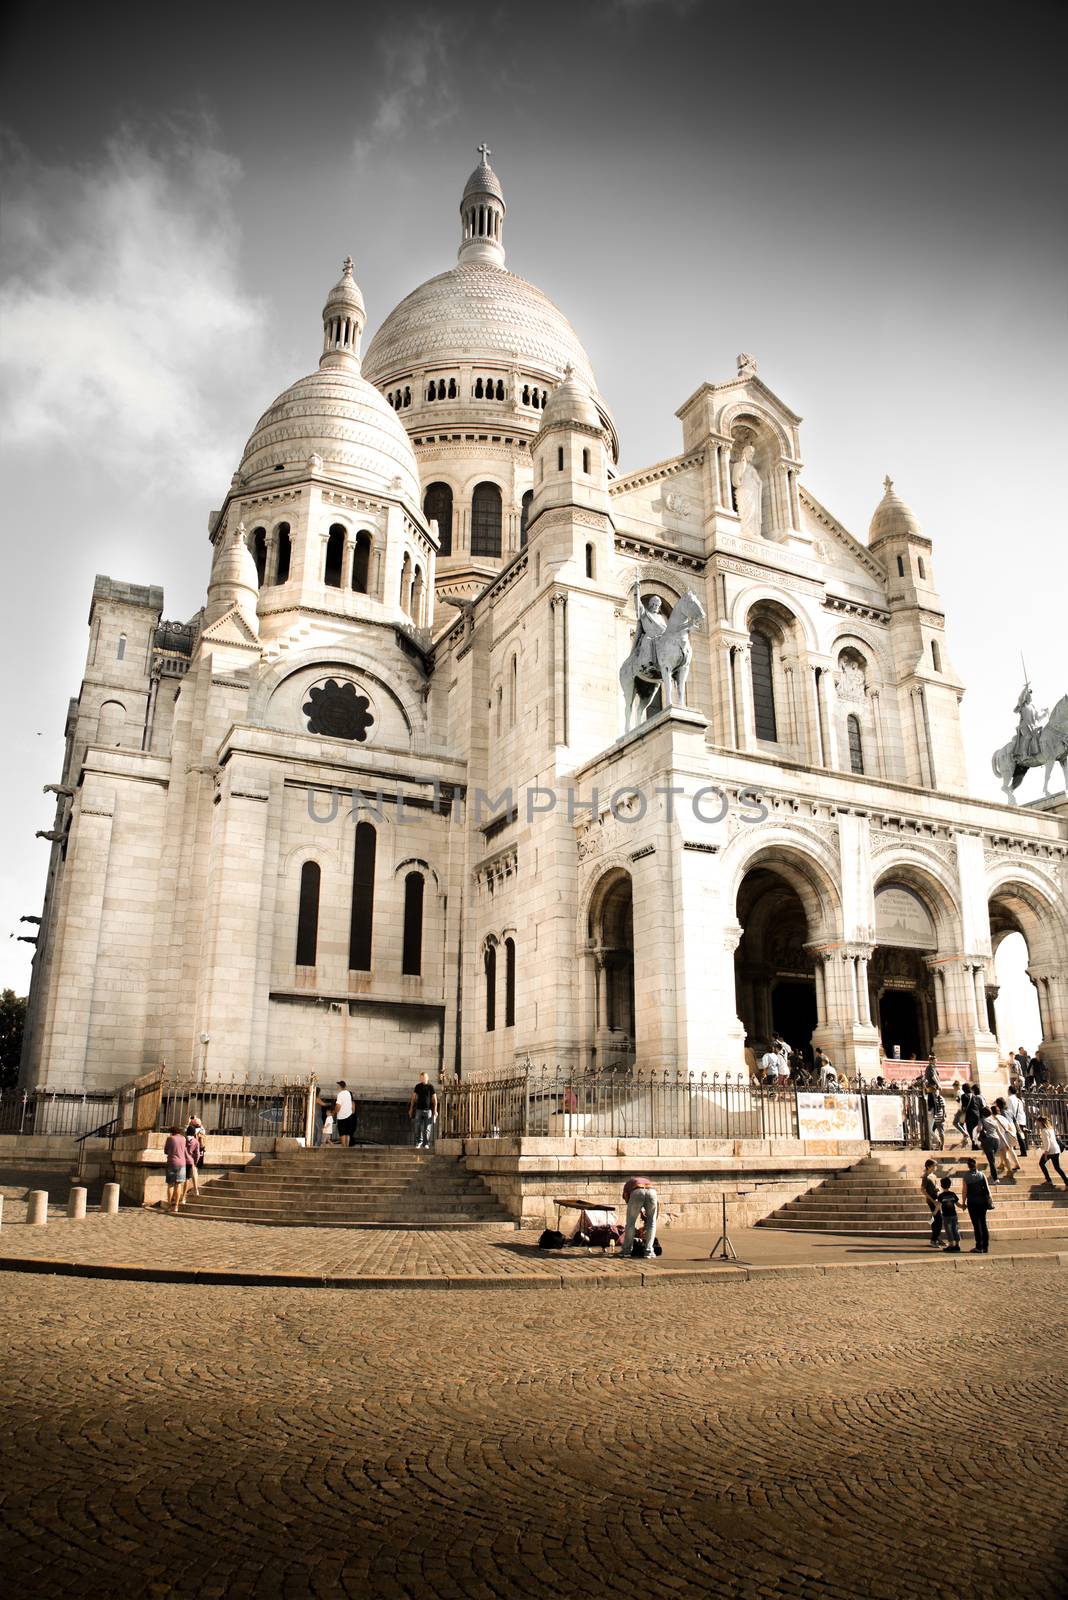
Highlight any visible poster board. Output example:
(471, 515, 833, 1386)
(796, 1093, 864, 1141)
(865, 1094, 906, 1143)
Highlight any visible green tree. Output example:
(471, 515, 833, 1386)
(0, 990, 27, 1089)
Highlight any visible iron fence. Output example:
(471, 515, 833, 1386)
(156, 1076, 311, 1139)
(0, 1088, 119, 1139)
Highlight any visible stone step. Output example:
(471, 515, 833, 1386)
(181, 1211, 517, 1231)
(761, 1219, 1068, 1235)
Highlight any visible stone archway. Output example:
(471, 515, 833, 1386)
(587, 869, 635, 1070)
(735, 866, 819, 1063)
(988, 878, 1068, 1083)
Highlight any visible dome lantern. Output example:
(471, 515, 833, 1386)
(321, 256, 366, 369)
(458, 143, 506, 268)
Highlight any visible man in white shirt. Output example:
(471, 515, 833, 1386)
(334, 1081, 355, 1147)
(1006, 1086, 1029, 1156)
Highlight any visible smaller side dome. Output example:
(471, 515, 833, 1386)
(541, 364, 601, 431)
(205, 521, 260, 631)
(869, 475, 923, 544)
(463, 148, 505, 204)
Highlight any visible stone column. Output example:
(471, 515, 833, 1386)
(735, 647, 755, 751)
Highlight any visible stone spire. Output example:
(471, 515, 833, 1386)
(320, 256, 366, 369)
(458, 144, 506, 268)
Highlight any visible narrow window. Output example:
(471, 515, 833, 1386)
(509, 655, 517, 726)
(352, 531, 371, 593)
(116, 633, 127, 661)
(485, 945, 496, 1032)
(250, 526, 267, 586)
(475, 378, 484, 399)
(519, 490, 533, 547)
(585, 543, 595, 579)
(403, 386, 411, 407)
(295, 861, 321, 966)
(412, 564, 424, 627)
(847, 714, 864, 775)
(470, 482, 502, 558)
(896, 555, 905, 577)
(522, 385, 530, 405)
(495, 379, 504, 401)
(557, 446, 564, 471)
(275, 523, 292, 585)
(496, 685, 503, 736)
(423, 482, 453, 558)
(750, 631, 778, 741)
(448, 378, 457, 399)
(504, 937, 516, 1027)
(324, 525, 345, 587)
(348, 822, 376, 971)
(399, 551, 412, 612)
(582, 447, 590, 474)
(402, 872, 424, 976)
(931, 640, 941, 672)
(917, 556, 926, 580)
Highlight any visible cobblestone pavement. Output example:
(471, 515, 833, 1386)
(1, 1201, 1066, 1288)
(1, 1264, 1065, 1599)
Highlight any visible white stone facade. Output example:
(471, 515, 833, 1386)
(21, 156, 1068, 1096)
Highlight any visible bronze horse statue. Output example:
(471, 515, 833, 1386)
(991, 693, 1068, 804)
(620, 590, 706, 731)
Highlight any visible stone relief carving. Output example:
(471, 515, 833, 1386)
(664, 492, 692, 518)
(835, 661, 867, 703)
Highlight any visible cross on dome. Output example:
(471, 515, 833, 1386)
(883, 475, 894, 493)
(477, 142, 491, 164)
(342, 255, 354, 275)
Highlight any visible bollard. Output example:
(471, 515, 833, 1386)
(67, 1186, 88, 1220)
(101, 1183, 120, 1216)
(27, 1190, 49, 1226)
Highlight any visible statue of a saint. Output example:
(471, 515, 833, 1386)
(1013, 684, 1046, 764)
(633, 582, 667, 674)
(731, 443, 763, 538)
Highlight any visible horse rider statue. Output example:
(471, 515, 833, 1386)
(620, 579, 706, 732)
(992, 676, 1068, 804)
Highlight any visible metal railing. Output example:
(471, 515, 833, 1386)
(0, 1088, 120, 1139)
(156, 1075, 311, 1139)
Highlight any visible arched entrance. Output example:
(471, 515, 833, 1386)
(587, 869, 635, 1069)
(989, 880, 1065, 1078)
(871, 881, 940, 1064)
(735, 865, 820, 1062)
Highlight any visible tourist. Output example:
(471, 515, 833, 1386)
(1014, 1044, 1030, 1078)
(409, 1072, 437, 1149)
(1034, 1115, 1068, 1188)
(1006, 1083, 1030, 1157)
(962, 1158, 994, 1252)
(621, 1175, 658, 1260)
(182, 1126, 201, 1201)
(924, 1057, 939, 1088)
(926, 1085, 946, 1150)
(184, 1113, 207, 1179)
(921, 1160, 943, 1248)
(992, 1099, 1022, 1178)
(952, 1084, 971, 1148)
(320, 1107, 337, 1146)
(963, 1084, 984, 1151)
(936, 1177, 962, 1252)
(334, 1081, 356, 1147)
(815, 1048, 837, 1090)
(163, 1125, 189, 1214)
(977, 1105, 1002, 1184)
(1030, 1050, 1048, 1088)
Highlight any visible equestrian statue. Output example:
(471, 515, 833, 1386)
(991, 676, 1068, 804)
(620, 580, 706, 732)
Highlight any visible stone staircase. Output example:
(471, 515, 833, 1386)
(758, 1149, 1068, 1239)
(181, 1146, 517, 1230)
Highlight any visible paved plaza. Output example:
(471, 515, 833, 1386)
(1, 1259, 1064, 1600)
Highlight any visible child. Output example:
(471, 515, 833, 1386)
(937, 1176, 962, 1252)
(321, 1109, 337, 1146)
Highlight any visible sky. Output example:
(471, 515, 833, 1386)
(1, 0, 1065, 1046)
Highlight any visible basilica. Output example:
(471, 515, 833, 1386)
(21, 150, 1068, 1095)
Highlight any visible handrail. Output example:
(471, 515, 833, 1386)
(73, 1115, 120, 1181)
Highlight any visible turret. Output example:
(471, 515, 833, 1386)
(205, 521, 260, 634)
(320, 256, 366, 369)
(458, 143, 506, 268)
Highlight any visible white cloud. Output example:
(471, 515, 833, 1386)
(0, 124, 267, 497)
(352, 19, 457, 164)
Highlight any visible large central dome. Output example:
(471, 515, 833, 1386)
(363, 261, 599, 392)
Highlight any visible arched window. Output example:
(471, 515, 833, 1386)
(324, 525, 345, 587)
(116, 634, 127, 661)
(585, 543, 595, 579)
(412, 564, 425, 627)
(931, 640, 941, 672)
(474, 377, 484, 399)
(274, 523, 292, 585)
(427, 381, 436, 401)
(522, 384, 530, 404)
(750, 631, 778, 741)
(470, 482, 502, 559)
(485, 944, 496, 1032)
(519, 490, 533, 547)
(96, 700, 126, 746)
(582, 447, 590, 474)
(917, 556, 926, 580)
(352, 531, 371, 593)
(504, 937, 516, 1027)
(509, 655, 517, 727)
(402, 872, 424, 976)
(448, 378, 457, 399)
(847, 714, 864, 775)
(495, 379, 505, 401)
(557, 446, 564, 471)
(423, 483, 453, 558)
(399, 551, 412, 613)
(495, 685, 503, 736)
(348, 822, 376, 971)
(250, 526, 267, 586)
(896, 555, 905, 577)
(295, 861, 321, 966)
